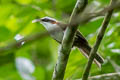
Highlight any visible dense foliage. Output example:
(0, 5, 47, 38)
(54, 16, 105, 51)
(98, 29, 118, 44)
(0, 0, 120, 80)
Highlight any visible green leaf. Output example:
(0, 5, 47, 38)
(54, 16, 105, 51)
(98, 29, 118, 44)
(0, 26, 11, 42)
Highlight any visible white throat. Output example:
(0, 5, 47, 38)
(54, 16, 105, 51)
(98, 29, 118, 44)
(41, 22, 64, 42)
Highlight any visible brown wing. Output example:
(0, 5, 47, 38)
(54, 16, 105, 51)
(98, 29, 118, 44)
(75, 31, 88, 44)
(74, 31, 104, 68)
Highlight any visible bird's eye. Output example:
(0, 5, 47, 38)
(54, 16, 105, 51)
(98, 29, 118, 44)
(41, 18, 49, 22)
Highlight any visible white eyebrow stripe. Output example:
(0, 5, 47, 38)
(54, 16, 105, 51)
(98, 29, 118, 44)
(41, 16, 57, 22)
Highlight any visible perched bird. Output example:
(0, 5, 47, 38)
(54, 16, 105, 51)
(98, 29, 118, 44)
(32, 17, 104, 68)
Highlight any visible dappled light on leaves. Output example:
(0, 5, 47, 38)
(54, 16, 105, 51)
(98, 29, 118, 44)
(15, 57, 35, 80)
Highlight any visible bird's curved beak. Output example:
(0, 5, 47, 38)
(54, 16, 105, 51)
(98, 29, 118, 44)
(32, 19, 41, 23)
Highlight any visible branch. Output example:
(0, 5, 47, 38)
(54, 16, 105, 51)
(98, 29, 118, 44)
(52, 0, 88, 80)
(0, 31, 49, 55)
(82, 0, 115, 80)
(88, 73, 120, 80)
(74, 0, 120, 25)
(78, 73, 120, 80)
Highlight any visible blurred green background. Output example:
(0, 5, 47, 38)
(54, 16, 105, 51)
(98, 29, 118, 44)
(0, 0, 120, 80)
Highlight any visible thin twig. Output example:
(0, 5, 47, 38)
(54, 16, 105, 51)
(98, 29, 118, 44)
(89, 72, 120, 80)
(82, 0, 116, 80)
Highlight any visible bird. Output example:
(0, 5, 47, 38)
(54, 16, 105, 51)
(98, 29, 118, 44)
(32, 16, 104, 68)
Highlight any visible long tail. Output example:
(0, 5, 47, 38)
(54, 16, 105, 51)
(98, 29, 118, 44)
(77, 44, 104, 68)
